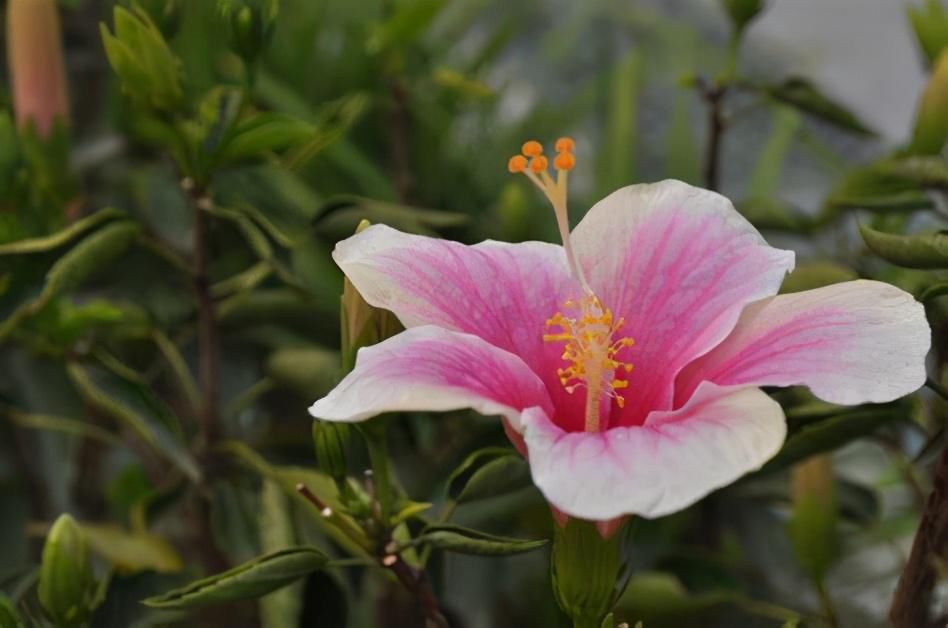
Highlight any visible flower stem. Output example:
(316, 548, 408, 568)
(701, 81, 727, 192)
(890, 436, 948, 627)
(191, 192, 220, 449)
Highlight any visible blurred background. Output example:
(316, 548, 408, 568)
(1, 0, 946, 626)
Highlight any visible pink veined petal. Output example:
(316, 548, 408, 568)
(569, 180, 795, 426)
(521, 382, 786, 520)
(332, 223, 588, 430)
(676, 280, 930, 406)
(309, 326, 554, 431)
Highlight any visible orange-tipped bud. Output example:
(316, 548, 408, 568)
(530, 155, 548, 172)
(554, 152, 576, 171)
(555, 137, 575, 153)
(508, 155, 528, 173)
(521, 140, 543, 157)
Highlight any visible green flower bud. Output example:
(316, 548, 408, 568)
(100, 7, 184, 112)
(551, 519, 623, 628)
(38, 514, 96, 628)
(217, 0, 279, 65)
(340, 220, 401, 372)
(312, 420, 350, 484)
(125, 0, 182, 38)
(911, 49, 948, 155)
(719, 0, 765, 36)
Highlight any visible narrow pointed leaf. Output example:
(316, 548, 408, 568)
(412, 524, 546, 556)
(143, 547, 328, 609)
(859, 224, 948, 269)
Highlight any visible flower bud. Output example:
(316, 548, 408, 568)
(126, 0, 182, 38)
(911, 49, 948, 155)
(340, 220, 401, 372)
(6, 0, 69, 138)
(313, 420, 350, 484)
(551, 519, 623, 628)
(100, 7, 184, 112)
(788, 455, 839, 584)
(217, 0, 279, 65)
(38, 514, 96, 628)
(719, 0, 765, 36)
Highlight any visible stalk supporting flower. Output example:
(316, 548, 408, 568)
(310, 138, 930, 524)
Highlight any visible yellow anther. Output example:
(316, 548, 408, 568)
(555, 137, 575, 152)
(543, 294, 635, 433)
(521, 140, 544, 157)
(530, 155, 549, 173)
(507, 155, 528, 173)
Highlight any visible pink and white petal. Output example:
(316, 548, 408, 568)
(676, 280, 930, 406)
(521, 383, 786, 520)
(570, 181, 795, 425)
(309, 326, 554, 430)
(333, 224, 577, 372)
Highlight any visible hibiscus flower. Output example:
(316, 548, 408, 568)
(309, 138, 930, 523)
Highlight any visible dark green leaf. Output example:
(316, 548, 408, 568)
(859, 224, 948, 269)
(762, 77, 875, 137)
(761, 406, 904, 473)
(411, 524, 546, 556)
(143, 547, 328, 609)
(0, 208, 125, 256)
(446, 447, 531, 505)
(219, 113, 315, 164)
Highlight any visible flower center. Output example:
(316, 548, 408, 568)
(509, 138, 635, 433)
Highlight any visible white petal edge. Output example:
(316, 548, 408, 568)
(521, 382, 786, 520)
(309, 326, 554, 431)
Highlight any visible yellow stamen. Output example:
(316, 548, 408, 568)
(543, 294, 635, 433)
(508, 137, 636, 433)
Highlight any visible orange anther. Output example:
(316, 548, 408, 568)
(530, 155, 548, 172)
(521, 140, 544, 157)
(554, 152, 576, 171)
(555, 137, 575, 152)
(508, 155, 528, 173)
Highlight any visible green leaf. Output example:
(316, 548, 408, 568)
(779, 262, 857, 294)
(100, 7, 184, 112)
(761, 405, 904, 473)
(259, 480, 303, 628)
(66, 362, 201, 482)
(874, 156, 948, 189)
(911, 50, 948, 154)
(859, 224, 948, 269)
(0, 208, 125, 255)
(908, 0, 948, 65)
(788, 457, 839, 585)
(410, 524, 547, 557)
(596, 51, 644, 196)
(0, 595, 24, 628)
(219, 113, 315, 164)
(6, 408, 122, 447)
(0, 221, 140, 341)
(825, 163, 931, 214)
(761, 77, 875, 136)
(746, 105, 801, 199)
(445, 447, 531, 505)
(919, 281, 948, 302)
(81, 524, 183, 574)
(143, 547, 328, 609)
(266, 348, 341, 397)
(221, 440, 371, 555)
(314, 196, 467, 239)
(737, 197, 813, 233)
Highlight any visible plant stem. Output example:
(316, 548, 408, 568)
(192, 192, 220, 450)
(890, 437, 948, 627)
(385, 554, 450, 628)
(702, 82, 727, 193)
